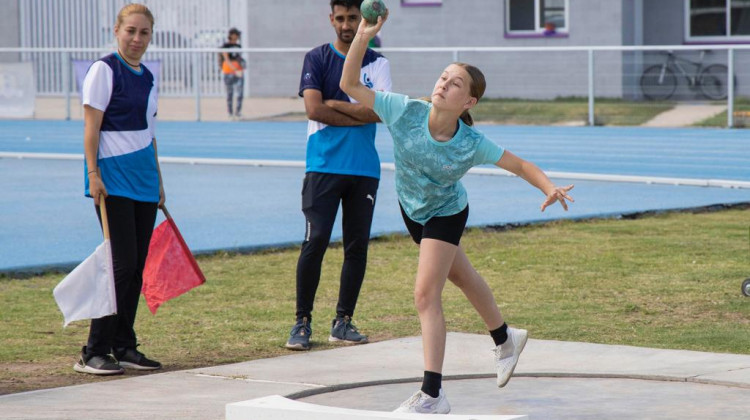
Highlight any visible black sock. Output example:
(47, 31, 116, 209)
(490, 323, 508, 346)
(420, 371, 442, 398)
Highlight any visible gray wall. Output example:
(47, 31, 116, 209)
(642, 0, 748, 98)
(621, 0, 639, 99)
(389, 0, 627, 99)
(257, 0, 623, 48)
(0, 0, 20, 62)
(643, 0, 684, 45)
(3, 0, 743, 99)
(241, 0, 746, 99)
(244, 0, 628, 99)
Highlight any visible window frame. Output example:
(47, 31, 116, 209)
(400, 0, 442, 6)
(505, 0, 570, 36)
(684, 0, 750, 42)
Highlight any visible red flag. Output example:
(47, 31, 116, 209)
(142, 208, 205, 314)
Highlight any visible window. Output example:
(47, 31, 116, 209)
(401, 0, 442, 5)
(506, 0, 568, 34)
(687, 0, 750, 40)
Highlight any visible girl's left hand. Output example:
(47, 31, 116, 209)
(541, 184, 574, 212)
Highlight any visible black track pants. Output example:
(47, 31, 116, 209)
(295, 172, 379, 320)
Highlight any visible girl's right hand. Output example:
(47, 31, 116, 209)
(540, 184, 574, 212)
(88, 173, 108, 206)
(358, 9, 388, 38)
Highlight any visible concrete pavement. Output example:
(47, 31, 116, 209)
(1, 333, 748, 419)
(641, 103, 726, 127)
(33, 96, 306, 122)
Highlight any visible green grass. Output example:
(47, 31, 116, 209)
(281, 98, 674, 126)
(693, 97, 750, 128)
(472, 97, 674, 126)
(1, 208, 749, 394)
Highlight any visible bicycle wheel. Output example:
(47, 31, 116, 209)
(699, 64, 730, 100)
(640, 65, 677, 100)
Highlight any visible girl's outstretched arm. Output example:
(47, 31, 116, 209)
(339, 12, 388, 109)
(496, 150, 575, 211)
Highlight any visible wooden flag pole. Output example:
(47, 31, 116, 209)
(161, 205, 172, 221)
(99, 194, 111, 240)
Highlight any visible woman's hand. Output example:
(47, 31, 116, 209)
(158, 184, 166, 209)
(541, 184, 575, 212)
(88, 172, 108, 206)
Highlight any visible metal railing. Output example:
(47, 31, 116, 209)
(1, 44, 748, 126)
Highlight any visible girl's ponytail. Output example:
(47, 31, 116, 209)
(455, 62, 485, 127)
(459, 110, 474, 126)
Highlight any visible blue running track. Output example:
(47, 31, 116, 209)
(1, 120, 748, 272)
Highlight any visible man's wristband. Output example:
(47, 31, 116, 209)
(88, 170, 98, 175)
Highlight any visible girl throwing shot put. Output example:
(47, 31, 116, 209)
(340, 11, 574, 414)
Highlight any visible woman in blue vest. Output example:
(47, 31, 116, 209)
(77, 3, 164, 375)
(340, 12, 574, 414)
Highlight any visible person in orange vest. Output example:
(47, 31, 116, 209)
(220, 27, 245, 119)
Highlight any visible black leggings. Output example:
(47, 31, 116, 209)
(295, 172, 379, 320)
(86, 196, 157, 356)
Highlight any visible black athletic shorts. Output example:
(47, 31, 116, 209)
(399, 203, 469, 246)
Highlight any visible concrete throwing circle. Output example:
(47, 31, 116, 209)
(298, 377, 750, 419)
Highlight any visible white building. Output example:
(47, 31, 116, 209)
(1, 0, 747, 100)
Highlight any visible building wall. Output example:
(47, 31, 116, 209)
(643, 0, 684, 45)
(245, 0, 627, 99)
(0, 0, 20, 62)
(4, 0, 742, 99)
(620, 0, 643, 99)
(642, 0, 748, 98)
(0, 0, 646, 99)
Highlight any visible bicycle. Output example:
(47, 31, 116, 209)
(640, 50, 731, 101)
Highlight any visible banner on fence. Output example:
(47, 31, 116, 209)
(0, 62, 36, 118)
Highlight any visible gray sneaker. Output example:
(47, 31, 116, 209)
(73, 346, 124, 376)
(328, 315, 368, 344)
(285, 317, 312, 350)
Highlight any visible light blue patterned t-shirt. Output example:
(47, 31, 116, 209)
(374, 91, 504, 224)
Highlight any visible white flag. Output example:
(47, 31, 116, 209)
(53, 240, 117, 327)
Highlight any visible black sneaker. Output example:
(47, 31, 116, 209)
(328, 315, 368, 344)
(73, 346, 124, 376)
(285, 317, 312, 350)
(113, 346, 162, 371)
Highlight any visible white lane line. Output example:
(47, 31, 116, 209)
(3, 152, 749, 189)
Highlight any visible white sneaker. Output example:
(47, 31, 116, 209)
(393, 389, 450, 414)
(494, 327, 528, 387)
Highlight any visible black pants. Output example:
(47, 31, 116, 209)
(86, 196, 157, 357)
(295, 172, 379, 320)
